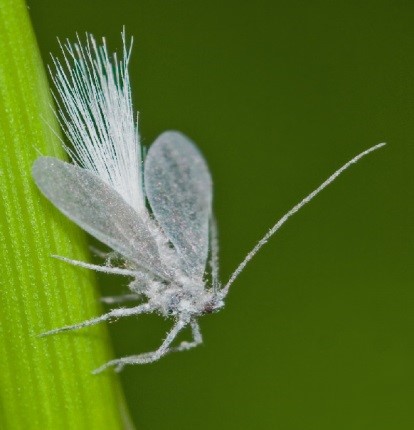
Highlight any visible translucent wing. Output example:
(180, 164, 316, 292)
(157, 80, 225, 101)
(33, 157, 170, 278)
(144, 131, 213, 279)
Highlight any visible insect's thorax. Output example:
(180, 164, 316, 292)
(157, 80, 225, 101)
(142, 279, 223, 318)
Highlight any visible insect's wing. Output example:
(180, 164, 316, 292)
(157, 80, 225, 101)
(32, 157, 169, 278)
(144, 131, 212, 280)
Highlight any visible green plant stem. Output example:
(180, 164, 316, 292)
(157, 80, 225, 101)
(0, 1, 133, 428)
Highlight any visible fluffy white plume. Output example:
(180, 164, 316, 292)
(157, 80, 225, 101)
(50, 30, 145, 213)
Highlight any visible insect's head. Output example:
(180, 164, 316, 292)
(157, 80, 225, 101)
(160, 281, 225, 318)
(201, 292, 224, 315)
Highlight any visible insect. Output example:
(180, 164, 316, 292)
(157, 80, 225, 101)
(32, 31, 385, 373)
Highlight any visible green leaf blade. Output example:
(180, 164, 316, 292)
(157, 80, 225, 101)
(0, 1, 134, 428)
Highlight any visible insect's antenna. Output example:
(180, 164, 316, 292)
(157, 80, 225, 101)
(220, 142, 386, 298)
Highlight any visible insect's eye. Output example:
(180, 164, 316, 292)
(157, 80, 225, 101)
(203, 304, 214, 314)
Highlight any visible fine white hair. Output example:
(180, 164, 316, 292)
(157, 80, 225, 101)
(50, 30, 145, 213)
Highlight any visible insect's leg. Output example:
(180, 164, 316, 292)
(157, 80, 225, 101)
(171, 319, 203, 352)
(52, 254, 144, 278)
(39, 303, 153, 337)
(92, 318, 188, 374)
(104, 252, 118, 268)
(100, 294, 140, 304)
(89, 245, 109, 259)
(89, 247, 118, 267)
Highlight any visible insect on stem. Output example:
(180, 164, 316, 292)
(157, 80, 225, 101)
(32, 30, 386, 372)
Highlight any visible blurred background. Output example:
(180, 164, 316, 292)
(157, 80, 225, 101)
(29, 1, 413, 429)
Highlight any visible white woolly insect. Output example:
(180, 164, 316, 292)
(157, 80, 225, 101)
(32, 31, 385, 374)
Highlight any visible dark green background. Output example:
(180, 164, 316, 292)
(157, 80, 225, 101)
(29, 1, 413, 429)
